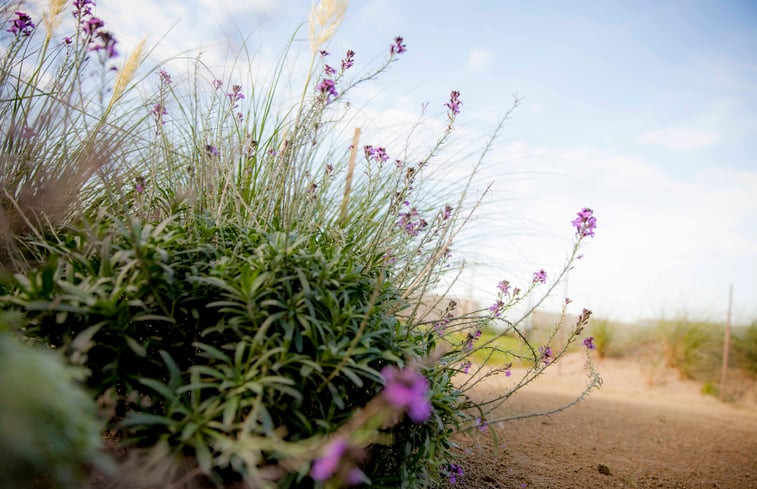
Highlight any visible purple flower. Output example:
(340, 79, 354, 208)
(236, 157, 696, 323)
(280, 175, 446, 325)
(81, 16, 104, 35)
(211, 79, 223, 90)
(324, 64, 336, 75)
(381, 366, 432, 423)
(505, 368, 512, 377)
(63, 36, 72, 45)
(205, 144, 219, 157)
(565, 297, 572, 305)
(396, 201, 427, 237)
(571, 207, 597, 238)
(311, 438, 347, 481)
(135, 176, 145, 194)
(443, 205, 453, 220)
(227, 84, 245, 106)
(448, 463, 464, 485)
(151, 103, 167, 125)
(390, 36, 407, 55)
(89, 30, 117, 58)
(159, 69, 172, 84)
(488, 300, 504, 317)
(316, 78, 338, 102)
(341, 49, 355, 71)
(310, 438, 368, 485)
(476, 417, 488, 432)
(539, 345, 553, 365)
(363, 145, 389, 163)
(583, 336, 596, 350)
(72, 0, 94, 18)
(533, 269, 547, 284)
(497, 280, 510, 295)
(445, 90, 462, 115)
(7, 11, 35, 37)
(319, 49, 329, 57)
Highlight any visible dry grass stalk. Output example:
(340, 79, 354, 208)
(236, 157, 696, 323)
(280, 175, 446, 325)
(308, 0, 348, 53)
(43, 0, 67, 41)
(107, 36, 147, 113)
(339, 127, 360, 223)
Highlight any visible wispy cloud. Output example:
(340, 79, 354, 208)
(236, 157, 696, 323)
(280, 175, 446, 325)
(639, 127, 719, 151)
(466, 48, 494, 72)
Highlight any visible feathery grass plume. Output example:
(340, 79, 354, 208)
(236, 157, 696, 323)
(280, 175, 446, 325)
(340, 127, 360, 223)
(309, 0, 348, 53)
(43, 0, 67, 41)
(107, 36, 147, 113)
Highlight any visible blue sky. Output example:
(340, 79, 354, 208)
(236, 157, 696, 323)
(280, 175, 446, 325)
(86, 0, 757, 324)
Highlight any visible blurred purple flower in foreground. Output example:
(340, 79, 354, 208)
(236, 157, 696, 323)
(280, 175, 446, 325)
(448, 463, 464, 484)
(381, 366, 431, 423)
(310, 437, 365, 485)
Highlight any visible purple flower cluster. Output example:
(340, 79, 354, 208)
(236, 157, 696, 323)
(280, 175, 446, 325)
(205, 144, 219, 157)
(488, 300, 504, 317)
(73, 0, 95, 18)
(159, 69, 172, 85)
(341, 49, 355, 71)
(442, 205, 453, 220)
(445, 90, 462, 115)
(324, 64, 337, 76)
(7, 11, 35, 37)
(363, 145, 389, 163)
(397, 201, 427, 236)
(572, 207, 597, 238)
(539, 345, 553, 365)
(211, 79, 223, 90)
(497, 280, 510, 295)
(532, 269, 547, 284)
(73, 2, 118, 59)
(151, 103, 167, 125)
(310, 437, 365, 486)
(464, 330, 482, 351)
(583, 336, 596, 350)
(316, 78, 338, 102)
(390, 36, 407, 55)
(461, 361, 471, 374)
(135, 176, 145, 194)
(448, 463, 464, 485)
(226, 84, 245, 107)
(380, 366, 432, 423)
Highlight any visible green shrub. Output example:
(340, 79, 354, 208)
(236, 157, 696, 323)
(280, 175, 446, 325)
(659, 319, 721, 382)
(0, 2, 603, 487)
(0, 331, 107, 489)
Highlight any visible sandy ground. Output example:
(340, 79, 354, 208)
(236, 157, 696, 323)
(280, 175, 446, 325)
(455, 354, 757, 489)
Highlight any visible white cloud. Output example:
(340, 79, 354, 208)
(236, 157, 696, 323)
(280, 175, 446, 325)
(639, 127, 719, 151)
(443, 139, 757, 324)
(466, 49, 494, 72)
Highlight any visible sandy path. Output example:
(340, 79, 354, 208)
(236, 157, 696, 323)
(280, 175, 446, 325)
(456, 354, 757, 488)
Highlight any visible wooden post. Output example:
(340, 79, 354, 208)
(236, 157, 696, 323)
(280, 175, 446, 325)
(719, 283, 732, 400)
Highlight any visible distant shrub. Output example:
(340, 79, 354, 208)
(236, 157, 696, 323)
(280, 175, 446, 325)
(659, 319, 721, 382)
(733, 322, 757, 376)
